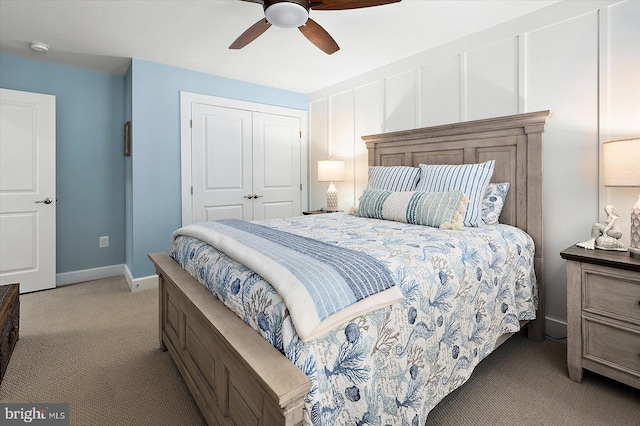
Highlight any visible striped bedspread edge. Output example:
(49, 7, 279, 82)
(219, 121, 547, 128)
(172, 220, 404, 342)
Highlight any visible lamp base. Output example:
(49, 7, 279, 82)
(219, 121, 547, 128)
(631, 194, 640, 260)
(326, 182, 338, 212)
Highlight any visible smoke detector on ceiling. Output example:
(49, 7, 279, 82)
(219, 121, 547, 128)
(29, 42, 50, 53)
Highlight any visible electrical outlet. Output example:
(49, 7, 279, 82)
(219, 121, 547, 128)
(99, 236, 109, 248)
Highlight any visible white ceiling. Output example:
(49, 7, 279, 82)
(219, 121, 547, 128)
(0, 0, 559, 94)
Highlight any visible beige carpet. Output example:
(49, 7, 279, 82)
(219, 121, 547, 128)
(1, 277, 638, 425)
(0, 276, 206, 426)
(428, 332, 640, 425)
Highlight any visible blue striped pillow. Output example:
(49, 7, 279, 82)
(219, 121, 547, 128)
(357, 189, 467, 229)
(367, 166, 420, 192)
(416, 161, 495, 227)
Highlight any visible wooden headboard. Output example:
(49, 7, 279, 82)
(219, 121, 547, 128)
(362, 110, 551, 340)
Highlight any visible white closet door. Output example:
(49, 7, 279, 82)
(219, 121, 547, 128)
(0, 88, 56, 293)
(252, 112, 301, 220)
(191, 103, 253, 222)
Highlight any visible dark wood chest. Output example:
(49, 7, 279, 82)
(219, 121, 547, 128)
(0, 283, 19, 385)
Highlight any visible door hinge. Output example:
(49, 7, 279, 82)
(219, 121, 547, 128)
(299, 130, 302, 138)
(300, 183, 302, 191)
(191, 186, 193, 195)
(190, 119, 192, 128)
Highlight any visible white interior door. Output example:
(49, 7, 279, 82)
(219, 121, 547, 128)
(0, 88, 56, 293)
(191, 103, 253, 222)
(252, 112, 301, 220)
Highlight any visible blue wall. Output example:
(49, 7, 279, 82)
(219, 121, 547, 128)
(0, 54, 308, 280)
(0, 54, 126, 274)
(128, 59, 308, 278)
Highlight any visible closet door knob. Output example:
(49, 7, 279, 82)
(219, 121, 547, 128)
(244, 194, 255, 199)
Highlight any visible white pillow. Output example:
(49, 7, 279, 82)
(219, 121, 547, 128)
(416, 160, 495, 227)
(367, 166, 420, 192)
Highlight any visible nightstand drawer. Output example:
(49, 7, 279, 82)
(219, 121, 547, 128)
(583, 265, 640, 324)
(584, 316, 640, 376)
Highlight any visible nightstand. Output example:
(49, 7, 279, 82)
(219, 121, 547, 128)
(560, 245, 640, 389)
(302, 210, 340, 215)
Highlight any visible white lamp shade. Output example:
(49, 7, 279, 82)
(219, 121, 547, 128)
(318, 160, 345, 182)
(603, 138, 640, 187)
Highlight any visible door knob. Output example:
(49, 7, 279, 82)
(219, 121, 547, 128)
(244, 194, 255, 199)
(35, 197, 53, 204)
(254, 194, 264, 198)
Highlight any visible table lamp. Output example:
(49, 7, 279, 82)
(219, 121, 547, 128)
(318, 159, 345, 212)
(603, 137, 640, 259)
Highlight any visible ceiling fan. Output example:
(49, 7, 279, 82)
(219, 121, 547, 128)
(230, 0, 401, 55)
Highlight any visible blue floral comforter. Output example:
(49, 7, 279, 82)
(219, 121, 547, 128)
(171, 213, 537, 425)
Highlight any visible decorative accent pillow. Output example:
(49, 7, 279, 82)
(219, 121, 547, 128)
(367, 166, 421, 192)
(482, 182, 510, 225)
(357, 189, 468, 229)
(416, 160, 495, 227)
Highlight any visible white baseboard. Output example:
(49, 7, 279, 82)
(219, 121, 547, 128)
(545, 316, 567, 341)
(124, 264, 158, 292)
(56, 264, 125, 286)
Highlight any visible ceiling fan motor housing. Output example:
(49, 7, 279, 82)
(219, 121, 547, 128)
(264, 0, 310, 28)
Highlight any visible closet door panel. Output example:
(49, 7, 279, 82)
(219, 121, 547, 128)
(191, 103, 253, 222)
(252, 112, 301, 220)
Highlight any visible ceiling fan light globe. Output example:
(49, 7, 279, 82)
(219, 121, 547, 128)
(29, 41, 50, 52)
(265, 2, 309, 28)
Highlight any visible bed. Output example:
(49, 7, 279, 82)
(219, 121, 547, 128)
(149, 110, 551, 425)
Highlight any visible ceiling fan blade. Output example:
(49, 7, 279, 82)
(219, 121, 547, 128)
(311, 0, 400, 10)
(240, 0, 264, 4)
(229, 19, 272, 49)
(298, 18, 339, 54)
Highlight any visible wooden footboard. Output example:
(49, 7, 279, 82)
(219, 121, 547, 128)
(149, 253, 310, 426)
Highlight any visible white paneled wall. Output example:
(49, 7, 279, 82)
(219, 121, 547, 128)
(465, 37, 519, 120)
(602, 1, 640, 247)
(308, 98, 328, 210)
(419, 56, 461, 127)
(385, 70, 418, 132)
(308, 1, 639, 337)
(329, 91, 355, 211)
(354, 81, 384, 203)
(525, 11, 599, 336)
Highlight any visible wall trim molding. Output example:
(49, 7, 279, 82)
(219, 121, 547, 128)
(56, 264, 125, 286)
(56, 264, 158, 292)
(545, 316, 567, 341)
(124, 264, 158, 292)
